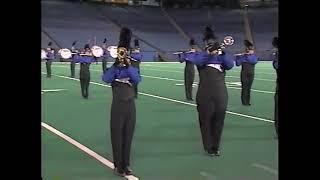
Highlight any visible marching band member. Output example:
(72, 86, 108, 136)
(102, 38, 109, 74)
(44, 42, 55, 78)
(102, 27, 141, 177)
(73, 44, 95, 99)
(272, 36, 279, 137)
(70, 41, 78, 78)
(196, 25, 217, 73)
(180, 41, 234, 156)
(235, 40, 258, 106)
(130, 39, 143, 99)
(178, 39, 197, 101)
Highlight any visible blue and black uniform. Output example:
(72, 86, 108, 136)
(177, 39, 197, 101)
(102, 47, 109, 74)
(45, 46, 55, 78)
(130, 51, 142, 98)
(235, 53, 258, 105)
(272, 37, 279, 137)
(70, 45, 78, 78)
(102, 38, 109, 74)
(73, 48, 95, 99)
(180, 49, 234, 155)
(102, 63, 141, 175)
(179, 51, 196, 101)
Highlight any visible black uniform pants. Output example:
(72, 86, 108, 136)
(70, 61, 75, 78)
(196, 93, 228, 152)
(45, 60, 52, 78)
(110, 99, 136, 169)
(102, 57, 108, 74)
(80, 63, 90, 98)
(274, 88, 278, 137)
(241, 71, 254, 105)
(184, 61, 195, 100)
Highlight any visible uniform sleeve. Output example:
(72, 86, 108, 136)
(185, 52, 209, 66)
(72, 54, 80, 63)
(235, 55, 242, 66)
(219, 54, 234, 70)
(47, 51, 55, 60)
(177, 53, 186, 63)
(102, 65, 116, 83)
(131, 53, 143, 61)
(246, 54, 258, 64)
(127, 66, 141, 85)
(89, 56, 96, 63)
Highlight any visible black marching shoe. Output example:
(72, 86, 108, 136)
(206, 149, 220, 157)
(123, 166, 133, 175)
(82, 94, 88, 99)
(114, 167, 125, 177)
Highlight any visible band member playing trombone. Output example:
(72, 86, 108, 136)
(180, 41, 234, 156)
(177, 39, 196, 101)
(235, 40, 258, 106)
(70, 41, 78, 78)
(44, 42, 55, 78)
(130, 39, 143, 99)
(73, 44, 95, 99)
(271, 36, 279, 137)
(102, 38, 109, 74)
(102, 27, 141, 177)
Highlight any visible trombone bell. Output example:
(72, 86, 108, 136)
(223, 36, 234, 46)
(107, 46, 118, 58)
(117, 47, 128, 60)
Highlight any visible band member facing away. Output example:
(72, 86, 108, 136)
(70, 41, 78, 78)
(178, 39, 197, 101)
(235, 40, 258, 106)
(272, 36, 279, 137)
(73, 44, 95, 99)
(130, 39, 143, 99)
(101, 27, 141, 177)
(44, 42, 55, 78)
(180, 42, 234, 156)
(102, 38, 109, 74)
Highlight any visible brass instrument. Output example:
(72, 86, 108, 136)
(173, 49, 196, 55)
(107, 46, 132, 65)
(117, 47, 128, 61)
(234, 49, 255, 56)
(220, 36, 234, 48)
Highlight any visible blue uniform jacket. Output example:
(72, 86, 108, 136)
(180, 52, 234, 70)
(46, 51, 55, 60)
(235, 54, 258, 66)
(130, 52, 143, 62)
(102, 65, 141, 85)
(73, 54, 95, 64)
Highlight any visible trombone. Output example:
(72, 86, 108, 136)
(58, 45, 104, 59)
(173, 36, 235, 55)
(107, 45, 136, 65)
